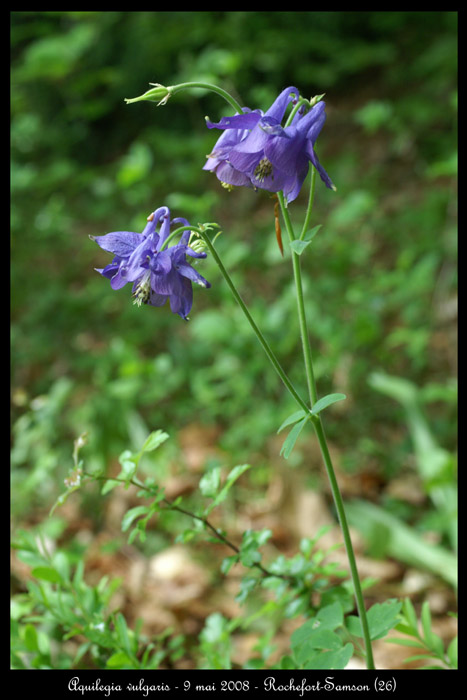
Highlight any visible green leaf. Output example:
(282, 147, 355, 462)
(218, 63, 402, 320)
(106, 651, 134, 668)
(277, 409, 307, 434)
(303, 224, 322, 242)
(419, 602, 445, 656)
(141, 430, 169, 453)
(386, 637, 425, 648)
(316, 601, 345, 630)
(239, 548, 261, 567)
(118, 450, 138, 482)
(311, 393, 346, 415)
(220, 555, 239, 575)
(346, 614, 362, 638)
(101, 479, 120, 495)
(402, 598, 419, 631)
(428, 631, 445, 657)
(121, 505, 150, 532)
(23, 624, 39, 652)
(31, 566, 63, 584)
(447, 636, 458, 667)
(207, 464, 252, 512)
(421, 601, 433, 644)
(114, 612, 134, 657)
(347, 599, 402, 640)
(402, 653, 440, 663)
(236, 576, 258, 603)
(244, 658, 265, 670)
(295, 630, 343, 666)
(302, 643, 354, 670)
(280, 416, 308, 459)
(291, 602, 344, 652)
(290, 225, 322, 254)
(278, 655, 296, 669)
(290, 239, 311, 255)
(243, 528, 273, 549)
(199, 466, 222, 498)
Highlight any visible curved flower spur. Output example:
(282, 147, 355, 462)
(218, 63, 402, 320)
(90, 206, 211, 320)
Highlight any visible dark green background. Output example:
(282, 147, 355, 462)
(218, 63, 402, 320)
(11, 11, 457, 527)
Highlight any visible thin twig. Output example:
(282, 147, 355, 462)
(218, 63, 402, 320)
(81, 471, 293, 581)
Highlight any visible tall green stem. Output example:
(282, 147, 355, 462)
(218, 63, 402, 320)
(277, 188, 375, 671)
(278, 191, 318, 406)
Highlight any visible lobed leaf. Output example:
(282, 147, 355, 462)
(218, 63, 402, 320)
(311, 393, 346, 415)
(302, 643, 354, 670)
(280, 416, 309, 459)
(277, 409, 307, 434)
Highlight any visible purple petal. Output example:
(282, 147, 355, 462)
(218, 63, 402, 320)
(258, 118, 289, 137)
(148, 290, 168, 307)
(91, 231, 142, 258)
(294, 100, 326, 133)
(110, 267, 130, 290)
(264, 86, 300, 122)
(96, 261, 120, 279)
(227, 146, 263, 175)
(229, 122, 270, 157)
(185, 247, 208, 259)
(203, 127, 251, 171)
(206, 111, 261, 131)
(155, 210, 172, 250)
(125, 240, 153, 281)
(169, 277, 193, 319)
(264, 126, 306, 176)
(179, 230, 191, 246)
(249, 166, 289, 193)
(176, 262, 211, 288)
(305, 141, 335, 190)
(301, 102, 327, 145)
(283, 153, 310, 203)
(150, 266, 182, 296)
(149, 249, 172, 276)
(212, 159, 253, 187)
(171, 217, 191, 228)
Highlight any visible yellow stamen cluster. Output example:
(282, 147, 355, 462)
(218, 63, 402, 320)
(220, 181, 235, 192)
(132, 271, 151, 306)
(254, 157, 274, 183)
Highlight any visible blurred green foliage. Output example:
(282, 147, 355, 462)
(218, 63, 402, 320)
(12, 11, 456, 549)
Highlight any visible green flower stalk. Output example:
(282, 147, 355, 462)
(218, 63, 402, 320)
(125, 81, 243, 113)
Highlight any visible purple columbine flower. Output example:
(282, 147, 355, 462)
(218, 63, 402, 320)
(205, 87, 335, 203)
(90, 206, 210, 320)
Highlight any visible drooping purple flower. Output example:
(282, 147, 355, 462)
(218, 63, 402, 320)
(203, 108, 261, 189)
(205, 87, 335, 202)
(90, 206, 210, 320)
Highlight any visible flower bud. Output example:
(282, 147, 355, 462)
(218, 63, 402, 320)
(309, 93, 325, 107)
(125, 83, 171, 106)
(188, 233, 208, 254)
